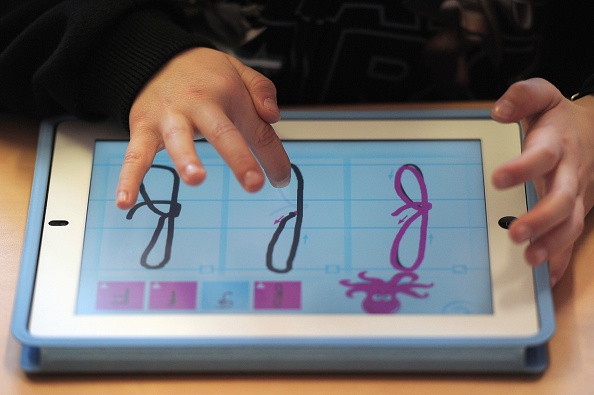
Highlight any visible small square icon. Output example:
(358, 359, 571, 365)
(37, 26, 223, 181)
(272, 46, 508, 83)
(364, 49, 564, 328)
(254, 281, 301, 310)
(96, 281, 145, 310)
(148, 281, 197, 310)
(201, 281, 249, 312)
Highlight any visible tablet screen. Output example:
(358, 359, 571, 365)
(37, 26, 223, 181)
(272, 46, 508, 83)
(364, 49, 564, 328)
(77, 139, 492, 316)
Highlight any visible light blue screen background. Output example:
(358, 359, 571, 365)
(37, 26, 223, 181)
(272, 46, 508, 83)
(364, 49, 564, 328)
(77, 139, 492, 315)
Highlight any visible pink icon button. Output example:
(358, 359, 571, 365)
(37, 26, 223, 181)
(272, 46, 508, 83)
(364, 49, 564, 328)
(149, 281, 197, 310)
(254, 281, 301, 310)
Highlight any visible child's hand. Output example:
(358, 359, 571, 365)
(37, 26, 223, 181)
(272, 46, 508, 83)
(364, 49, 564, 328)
(491, 78, 594, 286)
(115, 47, 291, 209)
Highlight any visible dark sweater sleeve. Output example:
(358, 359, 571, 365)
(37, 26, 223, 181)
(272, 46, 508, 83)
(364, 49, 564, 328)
(0, 0, 214, 129)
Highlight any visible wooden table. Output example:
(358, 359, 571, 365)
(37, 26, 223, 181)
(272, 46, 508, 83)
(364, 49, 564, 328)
(1, 110, 593, 394)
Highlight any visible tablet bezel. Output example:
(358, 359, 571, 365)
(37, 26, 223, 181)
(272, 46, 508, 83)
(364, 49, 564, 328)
(28, 118, 539, 339)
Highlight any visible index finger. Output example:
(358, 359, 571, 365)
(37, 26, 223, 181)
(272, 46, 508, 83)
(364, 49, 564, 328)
(116, 129, 161, 209)
(244, 119, 291, 188)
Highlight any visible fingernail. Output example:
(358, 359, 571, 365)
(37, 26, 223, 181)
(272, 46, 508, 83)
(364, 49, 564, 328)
(493, 172, 512, 188)
(264, 98, 280, 114)
(116, 190, 128, 204)
(185, 163, 205, 180)
(493, 99, 514, 119)
(244, 170, 264, 190)
(186, 163, 198, 174)
(272, 174, 291, 188)
(514, 224, 531, 242)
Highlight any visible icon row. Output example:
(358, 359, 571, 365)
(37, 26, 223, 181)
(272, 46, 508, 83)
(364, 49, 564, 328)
(95, 280, 301, 312)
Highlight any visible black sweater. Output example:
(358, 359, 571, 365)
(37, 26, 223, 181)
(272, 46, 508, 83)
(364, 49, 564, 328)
(0, 0, 212, 128)
(1, 0, 593, 130)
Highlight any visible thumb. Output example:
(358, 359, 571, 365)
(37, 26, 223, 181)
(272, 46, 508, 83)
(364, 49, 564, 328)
(491, 78, 564, 124)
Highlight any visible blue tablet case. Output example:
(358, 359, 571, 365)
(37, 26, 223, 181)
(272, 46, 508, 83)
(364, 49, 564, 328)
(11, 110, 555, 374)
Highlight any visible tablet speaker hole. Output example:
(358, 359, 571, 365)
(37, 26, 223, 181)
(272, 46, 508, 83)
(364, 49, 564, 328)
(48, 220, 69, 226)
(498, 216, 517, 229)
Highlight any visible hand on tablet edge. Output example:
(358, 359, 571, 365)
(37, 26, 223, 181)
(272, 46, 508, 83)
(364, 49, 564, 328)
(491, 78, 594, 286)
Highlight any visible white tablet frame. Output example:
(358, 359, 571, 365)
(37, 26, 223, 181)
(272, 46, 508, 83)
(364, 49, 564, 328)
(29, 118, 539, 339)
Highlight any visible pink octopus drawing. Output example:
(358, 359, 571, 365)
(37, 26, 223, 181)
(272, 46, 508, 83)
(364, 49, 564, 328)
(340, 271, 434, 314)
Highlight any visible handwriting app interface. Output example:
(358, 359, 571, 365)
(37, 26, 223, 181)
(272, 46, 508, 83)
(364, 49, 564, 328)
(77, 139, 492, 315)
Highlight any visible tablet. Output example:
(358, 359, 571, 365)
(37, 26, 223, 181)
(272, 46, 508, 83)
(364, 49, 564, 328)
(12, 110, 555, 374)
